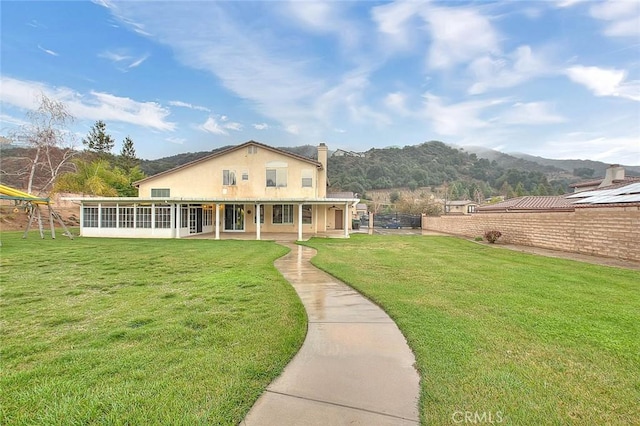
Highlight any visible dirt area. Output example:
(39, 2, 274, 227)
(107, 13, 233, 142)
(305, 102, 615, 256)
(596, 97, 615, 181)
(0, 205, 80, 232)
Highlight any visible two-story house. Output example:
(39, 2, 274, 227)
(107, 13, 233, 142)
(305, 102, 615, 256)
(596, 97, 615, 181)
(68, 141, 359, 240)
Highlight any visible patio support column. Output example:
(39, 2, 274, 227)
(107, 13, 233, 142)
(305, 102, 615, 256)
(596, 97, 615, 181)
(369, 212, 374, 235)
(215, 203, 220, 240)
(344, 202, 349, 238)
(298, 203, 303, 241)
(175, 204, 181, 239)
(256, 204, 261, 241)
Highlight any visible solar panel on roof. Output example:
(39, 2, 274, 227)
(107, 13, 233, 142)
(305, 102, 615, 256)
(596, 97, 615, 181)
(610, 182, 640, 195)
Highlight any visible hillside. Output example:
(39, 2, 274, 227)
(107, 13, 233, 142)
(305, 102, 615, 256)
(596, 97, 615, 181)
(463, 145, 640, 177)
(3, 141, 628, 199)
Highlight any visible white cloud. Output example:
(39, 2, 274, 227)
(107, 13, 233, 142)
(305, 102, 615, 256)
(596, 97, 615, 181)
(499, 102, 566, 125)
(285, 124, 299, 135)
(468, 46, 550, 95)
(423, 93, 502, 136)
(371, 1, 426, 49)
(590, 0, 640, 38)
(384, 92, 409, 114)
(565, 66, 640, 101)
(536, 135, 640, 164)
(555, 0, 588, 7)
(0, 113, 29, 127)
(223, 121, 242, 131)
(166, 136, 185, 145)
(38, 45, 59, 57)
(253, 123, 269, 130)
(99, 49, 149, 69)
(423, 5, 500, 69)
(283, 1, 360, 48)
(128, 54, 149, 68)
(0, 76, 175, 131)
(199, 116, 228, 135)
(168, 100, 210, 112)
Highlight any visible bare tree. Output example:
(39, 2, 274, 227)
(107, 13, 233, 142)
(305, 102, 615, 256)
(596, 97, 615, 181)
(6, 93, 77, 195)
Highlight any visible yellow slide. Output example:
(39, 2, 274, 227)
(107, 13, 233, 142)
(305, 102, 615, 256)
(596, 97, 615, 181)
(0, 184, 50, 204)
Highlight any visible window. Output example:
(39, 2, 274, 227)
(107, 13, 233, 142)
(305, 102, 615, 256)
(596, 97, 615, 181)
(119, 207, 134, 228)
(137, 206, 152, 228)
(302, 204, 312, 224)
(203, 206, 213, 226)
(248, 146, 258, 154)
(155, 205, 172, 228)
(254, 205, 264, 224)
(101, 207, 117, 228)
(181, 206, 189, 228)
(242, 171, 249, 181)
(302, 169, 313, 188)
(83, 206, 98, 227)
(151, 188, 170, 197)
(467, 205, 477, 213)
(223, 170, 236, 186)
(272, 204, 294, 224)
(266, 168, 287, 187)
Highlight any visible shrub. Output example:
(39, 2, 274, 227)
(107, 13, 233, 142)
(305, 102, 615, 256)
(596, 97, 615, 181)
(474, 236, 483, 242)
(484, 230, 502, 244)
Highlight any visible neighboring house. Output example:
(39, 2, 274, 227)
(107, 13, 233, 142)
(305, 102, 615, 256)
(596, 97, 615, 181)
(570, 164, 639, 193)
(478, 181, 640, 213)
(355, 203, 368, 218)
(332, 148, 365, 158)
(66, 141, 359, 240)
(445, 200, 478, 215)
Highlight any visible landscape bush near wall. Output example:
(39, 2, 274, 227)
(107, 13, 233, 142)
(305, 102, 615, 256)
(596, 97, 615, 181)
(422, 207, 640, 262)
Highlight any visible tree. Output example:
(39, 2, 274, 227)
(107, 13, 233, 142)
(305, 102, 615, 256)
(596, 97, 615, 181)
(6, 93, 77, 195)
(118, 136, 138, 173)
(83, 120, 114, 155)
(55, 158, 131, 196)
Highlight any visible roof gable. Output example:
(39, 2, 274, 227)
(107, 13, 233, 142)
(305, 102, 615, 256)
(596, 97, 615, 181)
(134, 140, 322, 187)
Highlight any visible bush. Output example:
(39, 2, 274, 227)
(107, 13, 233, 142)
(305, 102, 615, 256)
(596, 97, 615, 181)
(484, 230, 502, 244)
(474, 236, 483, 242)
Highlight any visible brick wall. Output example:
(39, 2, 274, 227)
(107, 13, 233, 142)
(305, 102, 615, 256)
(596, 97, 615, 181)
(422, 206, 640, 262)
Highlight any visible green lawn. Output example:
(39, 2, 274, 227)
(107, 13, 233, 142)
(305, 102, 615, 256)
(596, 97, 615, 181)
(302, 235, 640, 425)
(0, 231, 306, 425)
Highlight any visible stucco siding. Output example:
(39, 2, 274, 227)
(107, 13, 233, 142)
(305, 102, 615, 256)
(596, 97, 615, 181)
(138, 146, 321, 199)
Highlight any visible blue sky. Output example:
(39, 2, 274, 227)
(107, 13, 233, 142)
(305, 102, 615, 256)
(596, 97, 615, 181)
(1, 1, 639, 165)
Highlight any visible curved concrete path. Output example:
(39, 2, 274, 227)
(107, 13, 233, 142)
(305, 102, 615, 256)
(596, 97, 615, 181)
(242, 243, 420, 426)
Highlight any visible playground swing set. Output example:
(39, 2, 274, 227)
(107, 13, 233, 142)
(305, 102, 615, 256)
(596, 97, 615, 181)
(0, 184, 73, 240)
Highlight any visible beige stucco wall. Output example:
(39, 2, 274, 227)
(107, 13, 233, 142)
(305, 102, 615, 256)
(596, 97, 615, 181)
(138, 144, 323, 199)
(422, 206, 640, 262)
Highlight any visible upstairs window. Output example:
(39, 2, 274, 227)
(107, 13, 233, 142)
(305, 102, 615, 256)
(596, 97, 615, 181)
(302, 169, 313, 188)
(248, 146, 258, 154)
(223, 170, 236, 186)
(151, 188, 170, 197)
(266, 168, 287, 187)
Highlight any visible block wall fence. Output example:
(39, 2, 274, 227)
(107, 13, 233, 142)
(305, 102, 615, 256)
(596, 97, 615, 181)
(422, 206, 640, 262)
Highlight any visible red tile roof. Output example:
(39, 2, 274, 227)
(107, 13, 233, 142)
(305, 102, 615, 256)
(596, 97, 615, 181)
(478, 196, 574, 212)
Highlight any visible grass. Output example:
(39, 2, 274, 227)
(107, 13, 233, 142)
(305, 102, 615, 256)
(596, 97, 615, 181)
(302, 235, 640, 425)
(0, 231, 306, 425)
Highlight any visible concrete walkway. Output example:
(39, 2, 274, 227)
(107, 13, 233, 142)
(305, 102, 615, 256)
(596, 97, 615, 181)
(242, 242, 420, 426)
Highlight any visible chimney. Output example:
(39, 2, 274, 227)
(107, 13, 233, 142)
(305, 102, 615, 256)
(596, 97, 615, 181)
(599, 164, 625, 188)
(317, 143, 328, 198)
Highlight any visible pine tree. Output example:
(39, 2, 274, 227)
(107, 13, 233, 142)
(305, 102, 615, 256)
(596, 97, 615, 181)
(119, 136, 138, 172)
(83, 120, 114, 155)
